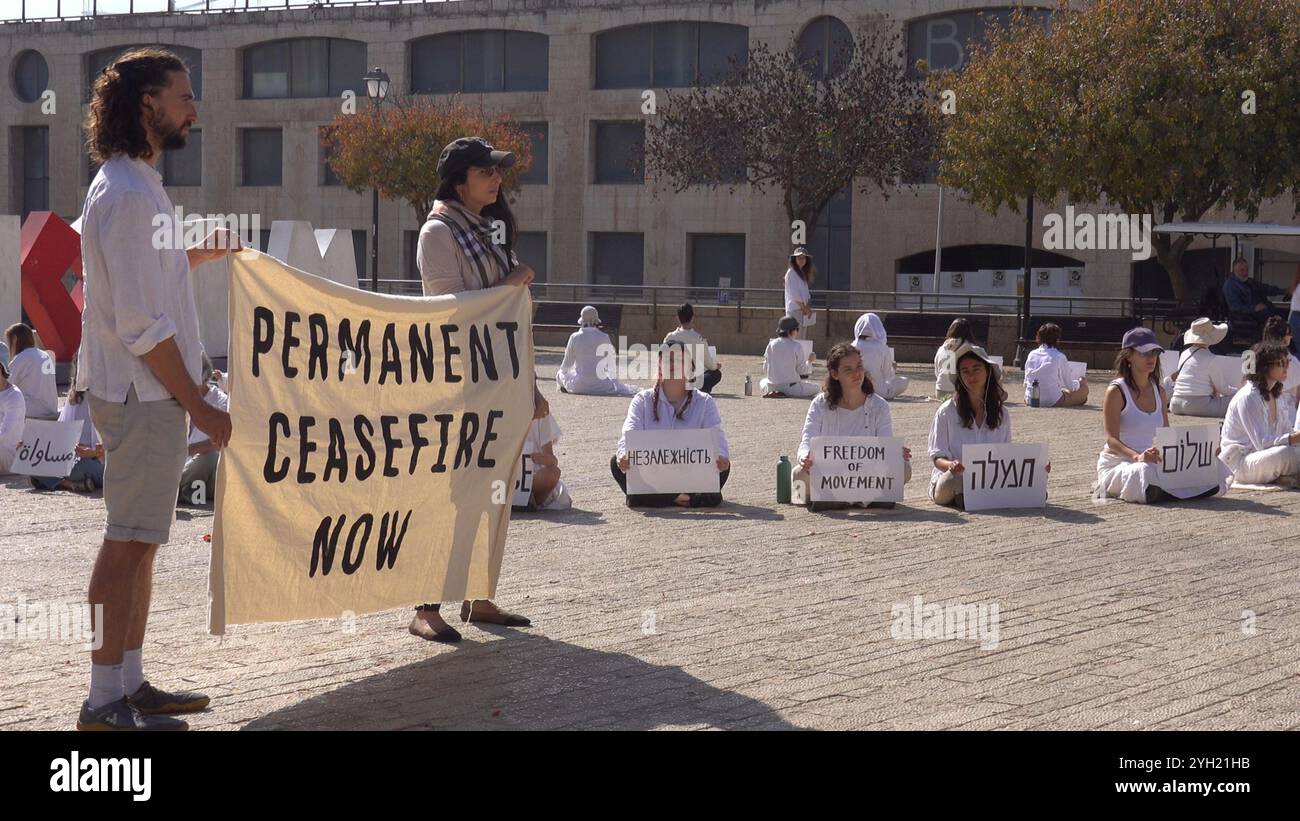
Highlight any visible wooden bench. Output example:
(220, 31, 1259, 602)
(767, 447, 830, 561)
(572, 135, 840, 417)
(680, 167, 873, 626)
(532, 302, 623, 341)
(1018, 315, 1140, 356)
(877, 313, 991, 347)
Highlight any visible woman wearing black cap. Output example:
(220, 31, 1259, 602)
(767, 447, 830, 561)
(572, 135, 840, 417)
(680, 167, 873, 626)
(409, 136, 540, 642)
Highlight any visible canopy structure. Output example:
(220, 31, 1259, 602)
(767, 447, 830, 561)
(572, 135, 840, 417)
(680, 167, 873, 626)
(1154, 222, 1300, 238)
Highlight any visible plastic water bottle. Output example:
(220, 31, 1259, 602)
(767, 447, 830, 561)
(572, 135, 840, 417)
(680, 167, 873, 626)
(744, 375, 752, 396)
(1029, 379, 1041, 407)
(776, 455, 792, 503)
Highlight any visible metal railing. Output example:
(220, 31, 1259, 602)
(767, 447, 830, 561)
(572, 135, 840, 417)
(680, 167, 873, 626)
(1, 0, 458, 24)
(360, 279, 1155, 320)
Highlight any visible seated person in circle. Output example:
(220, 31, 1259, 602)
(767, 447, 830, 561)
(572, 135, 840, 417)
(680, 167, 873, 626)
(934, 318, 977, 400)
(795, 342, 912, 510)
(1165, 317, 1236, 418)
(31, 357, 104, 493)
(1220, 342, 1300, 487)
(852, 313, 908, 400)
(761, 315, 818, 398)
(1261, 315, 1300, 406)
(663, 303, 722, 395)
(555, 305, 637, 396)
(927, 343, 1016, 510)
(514, 410, 571, 511)
(179, 355, 229, 506)
(612, 343, 730, 507)
(1023, 322, 1088, 407)
(1095, 327, 1230, 503)
(4, 323, 58, 420)
(0, 361, 25, 474)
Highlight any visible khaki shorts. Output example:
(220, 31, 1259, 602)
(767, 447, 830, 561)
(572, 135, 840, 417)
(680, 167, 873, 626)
(88, 386, 188, 545)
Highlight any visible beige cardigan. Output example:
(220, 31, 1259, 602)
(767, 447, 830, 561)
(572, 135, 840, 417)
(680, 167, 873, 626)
(416, 201, 512, 296)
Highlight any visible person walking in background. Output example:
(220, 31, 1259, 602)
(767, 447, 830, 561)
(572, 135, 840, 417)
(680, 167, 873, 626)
(4, 323, 58, 420)
(663, 303, 721, 394)
(555, 305, 636, 396)
(784, 247, 815, 329)
(1022, 322, 1088, 408)
(761, 316, 818, 398)
(852, 313, 908, 400)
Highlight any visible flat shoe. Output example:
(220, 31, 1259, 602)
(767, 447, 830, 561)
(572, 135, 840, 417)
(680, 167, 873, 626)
(460, 601, 531, 627)
(408, 615, 461, 643)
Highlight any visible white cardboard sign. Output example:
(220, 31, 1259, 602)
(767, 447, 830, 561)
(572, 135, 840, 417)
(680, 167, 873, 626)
(808, 436, 906, 504)
(11, 419, 84, 478)
(960, 442, 1049, 511)
(513, 452, 534, 507)
(1153, 424, 1222, 491)
(624, 428, 721, 495)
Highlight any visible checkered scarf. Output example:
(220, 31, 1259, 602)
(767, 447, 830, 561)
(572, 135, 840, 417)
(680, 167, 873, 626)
(431, 199, 515, 290)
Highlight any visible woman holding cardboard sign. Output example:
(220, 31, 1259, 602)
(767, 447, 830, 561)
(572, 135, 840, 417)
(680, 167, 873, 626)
(795, 343, 911, 510)
(1220, 343, 1300, 487)
(612, 343, 730, 507)
(926, 344, 1016, 510)
(1095, 328, 1229, 503)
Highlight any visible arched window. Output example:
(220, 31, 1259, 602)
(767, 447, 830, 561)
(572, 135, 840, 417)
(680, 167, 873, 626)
(906, 7, 1053, 76)
(410, 31, 548, 94)
(594, 22, 748, 89)
(86, 45, 203, 100)
(243, 38, 366, 99)
(13, 50, 49, 104)
(796, 16, 853, 81)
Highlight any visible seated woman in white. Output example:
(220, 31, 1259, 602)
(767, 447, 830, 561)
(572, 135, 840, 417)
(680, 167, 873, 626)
(927, 343, 1014, 510)
(1166, 318, 1235, 418)
(555, 305, 636, 396)
(612, 343, 731, 507)
(852, 313, 908, 399)
(0, 362, 25, 474)
(1221, 343, 1300, 487)
(1023, 322, 1088, 407)
(1262, 315, 1300, 405)
(1095, 327, 1230, 503)
(3, 324, 58, 420)
(760, 315, 818, 398)
(795, 342, 912, 510)
(514, 411, 572, 511)
(934, 318, 976, 400)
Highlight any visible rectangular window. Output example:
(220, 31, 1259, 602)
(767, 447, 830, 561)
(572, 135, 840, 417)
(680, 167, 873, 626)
(595, 27, 651, 89)
(410, 34, 461, 94)
(17, 127, 49, 219)
(689, 234, 746, 297)
(593, 121, 644, 184)
(505, 31, 549, 91)
(328, 41, 366, 97)
(519, 122, 549, 185)
(242, 128, 283, 186)
(162, 128, 201, 187)
(462, 30, 507, 93)
(809, 187, 852, 302)
(246, 41, 289, 98)
(652, 22, 697, 88)
(290, 39, 329, 98)
(590, 232, 644, 297)
(516, 232, 547, 282)
(698, 23, 749, 84)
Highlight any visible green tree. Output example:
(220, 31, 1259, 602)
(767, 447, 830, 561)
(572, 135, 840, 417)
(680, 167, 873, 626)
(935, 0, 1300, 304)
(322, 96, 533, 222)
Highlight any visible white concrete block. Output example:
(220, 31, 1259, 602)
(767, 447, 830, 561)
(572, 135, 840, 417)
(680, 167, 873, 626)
(0, 216, 22, 335)
(314, 228, 360, 289)
(267, 220, 325, 278)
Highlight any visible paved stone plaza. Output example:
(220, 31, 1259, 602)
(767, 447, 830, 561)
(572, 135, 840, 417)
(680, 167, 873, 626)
(2, 348, 1298, 731)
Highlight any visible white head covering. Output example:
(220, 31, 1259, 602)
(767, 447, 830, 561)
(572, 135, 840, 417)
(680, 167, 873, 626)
(853, 313, 888, 354)
(578, 305, 601, 327)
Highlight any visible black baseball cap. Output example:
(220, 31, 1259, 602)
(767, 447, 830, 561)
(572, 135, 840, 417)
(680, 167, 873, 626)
(436, 137, 516, 179)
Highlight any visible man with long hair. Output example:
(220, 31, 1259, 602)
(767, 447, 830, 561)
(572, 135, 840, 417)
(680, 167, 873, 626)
(77, 48, 235, 730)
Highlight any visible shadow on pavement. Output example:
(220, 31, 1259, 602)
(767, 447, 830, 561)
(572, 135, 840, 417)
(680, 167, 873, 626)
(241, 630, 802, 731)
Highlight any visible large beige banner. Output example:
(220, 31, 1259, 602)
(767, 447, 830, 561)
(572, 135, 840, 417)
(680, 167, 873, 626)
(208, 251, 533, 634)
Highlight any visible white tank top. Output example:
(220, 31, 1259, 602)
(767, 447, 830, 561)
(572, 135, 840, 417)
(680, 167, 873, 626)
(1112, 378, 1162, 453)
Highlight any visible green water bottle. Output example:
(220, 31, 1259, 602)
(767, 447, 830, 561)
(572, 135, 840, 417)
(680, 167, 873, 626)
(776, 455, 792, 504)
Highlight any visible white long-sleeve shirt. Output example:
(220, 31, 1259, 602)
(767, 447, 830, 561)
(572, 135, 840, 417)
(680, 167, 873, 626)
(556, 326, 618, 392)
(927, 398, 1012, 485)
(1171, 347, 1235, 400)
(0, 384, 25, 472)
(797, 392, 895, 462)
(783, 268, 811, 317)
(1023, 345, 1074, 406)
(6, 347, 58, 418)
(616, 388, 729, 460)
(934, 343, 957, 393)
(662, 326, 718, 371)
(763, 336, 812, 387)
(1220, 383, 1298, 471)
(78, 155, 204, 402)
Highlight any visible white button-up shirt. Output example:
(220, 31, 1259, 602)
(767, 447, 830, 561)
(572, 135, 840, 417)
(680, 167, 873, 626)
(797, 392, 895, 462)
(927, 398, 1012, 485)
(1023, 345, 1074, 407)
(77, 155, 203, 402)
(616, 388, 729, 460)
(763, 336, 812, 387)
(1220, 383, 1299, 471)
(6, 347, 58, 418)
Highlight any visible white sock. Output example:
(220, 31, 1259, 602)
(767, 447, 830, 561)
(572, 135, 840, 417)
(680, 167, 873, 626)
(89, 663, 124, 709)
(122, 648, 144, 695)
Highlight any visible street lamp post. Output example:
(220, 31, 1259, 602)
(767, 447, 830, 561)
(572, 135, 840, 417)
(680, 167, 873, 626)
(363, 66, 390, 292)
